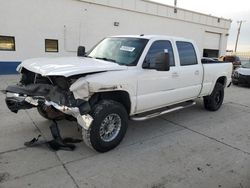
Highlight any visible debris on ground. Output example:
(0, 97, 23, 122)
(0, 172, 10, 183)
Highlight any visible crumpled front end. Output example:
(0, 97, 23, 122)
(5, 68, 93, 130)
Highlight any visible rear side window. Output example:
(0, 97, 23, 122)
(145, 40, 175, 67)
(176, 41, 197, 66)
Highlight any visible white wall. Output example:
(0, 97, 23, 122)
(0, 0, 231, 61)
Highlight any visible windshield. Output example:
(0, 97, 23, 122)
(87, 37, 148, 66)
(242, 62, 250, 68)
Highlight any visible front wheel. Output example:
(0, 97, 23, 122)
(82, 100, 128, 152)
(203, 83, 224, 111)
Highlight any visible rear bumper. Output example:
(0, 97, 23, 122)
(5, 84, 93, 130)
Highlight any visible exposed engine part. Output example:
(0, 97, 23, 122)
(53, 76, 70, 90)
(20, 68, 36, 85)
(20, 68, 53, 85)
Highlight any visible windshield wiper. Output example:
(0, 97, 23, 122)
(95, 57, 116, 63)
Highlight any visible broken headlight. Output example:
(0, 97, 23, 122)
(20, 68, 36, 85)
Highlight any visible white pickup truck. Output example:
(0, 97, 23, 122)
(5, 35, 232, 152)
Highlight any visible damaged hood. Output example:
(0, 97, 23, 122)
(17, 57, 128, 77)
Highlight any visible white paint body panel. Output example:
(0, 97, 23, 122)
(200, 63, 232, 96)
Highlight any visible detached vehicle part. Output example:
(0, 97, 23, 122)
(5, 35, 232, 153)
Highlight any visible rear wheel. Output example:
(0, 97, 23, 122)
(203, 83, 224, 111)
(82, 100, 128, 152)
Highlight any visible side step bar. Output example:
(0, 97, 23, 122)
(131, 101, 196, 121)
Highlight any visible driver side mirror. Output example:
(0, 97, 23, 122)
(154, 52, 170, 71)
(77, 46, 86, 57)
(142, 52, 170, 71)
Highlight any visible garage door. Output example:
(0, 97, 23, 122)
(204, 31, 221, 50)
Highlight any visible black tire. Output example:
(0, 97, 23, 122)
(82, 100, 128, 152)
(203, 83, 224, 111)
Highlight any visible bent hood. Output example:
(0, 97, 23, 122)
(17, 57, 128, 77)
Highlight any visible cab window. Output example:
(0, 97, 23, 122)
(176, 41, 197, 66)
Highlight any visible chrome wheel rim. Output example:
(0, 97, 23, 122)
(99, 113, 122, 142)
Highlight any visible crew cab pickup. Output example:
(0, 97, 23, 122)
(5, 35, 233, 152)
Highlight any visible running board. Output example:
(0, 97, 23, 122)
(131, 101, 196, 121)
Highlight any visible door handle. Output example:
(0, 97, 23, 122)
(194, 70, 199, 75)
(172, 72, 179, 78)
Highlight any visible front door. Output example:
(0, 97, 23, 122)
(136, 40, 181, 113)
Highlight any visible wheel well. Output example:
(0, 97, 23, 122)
(216, 76, 227, 87)
(89, 91, 131, 114)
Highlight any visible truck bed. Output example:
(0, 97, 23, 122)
(199, 61, 232, 97)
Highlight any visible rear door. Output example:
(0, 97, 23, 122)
(175, 41, 203, 99)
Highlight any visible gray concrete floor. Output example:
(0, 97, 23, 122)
(0, 75, 250, 188)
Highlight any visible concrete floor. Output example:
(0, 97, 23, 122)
(0, 75, 250, 188)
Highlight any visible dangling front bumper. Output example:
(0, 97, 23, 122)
(5, 84, 93, 130)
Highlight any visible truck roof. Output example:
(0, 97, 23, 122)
(111, 35, 188, 41)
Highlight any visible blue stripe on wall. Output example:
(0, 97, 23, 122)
(0, 61, 21, 75)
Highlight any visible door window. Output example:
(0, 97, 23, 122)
(144, 40, 175, 68)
